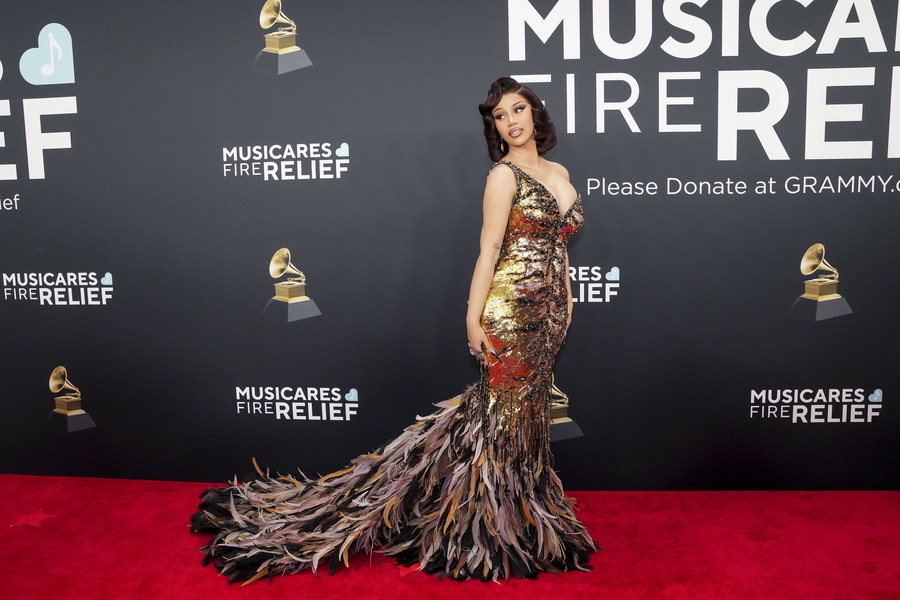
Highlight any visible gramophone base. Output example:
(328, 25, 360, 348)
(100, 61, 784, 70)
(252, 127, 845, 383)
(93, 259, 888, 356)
(550, 418, 584, 442)
(46, 410, 96, 432)
(264, 298, 322, 322)
(789, 296, 852, 321)
(253, 48, 312, 74)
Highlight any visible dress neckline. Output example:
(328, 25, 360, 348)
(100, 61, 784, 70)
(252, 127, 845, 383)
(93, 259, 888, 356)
(498, 161, 579, 218)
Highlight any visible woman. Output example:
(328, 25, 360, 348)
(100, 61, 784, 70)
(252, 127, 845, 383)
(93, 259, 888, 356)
(191, 77, 596, 583)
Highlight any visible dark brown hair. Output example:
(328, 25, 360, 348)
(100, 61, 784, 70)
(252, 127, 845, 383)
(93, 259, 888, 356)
(478, 77, 557, 162)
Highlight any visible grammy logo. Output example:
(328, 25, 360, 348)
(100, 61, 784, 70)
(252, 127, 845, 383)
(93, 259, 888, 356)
(263, 248, 322, 322)
(47, 366, 96, 432)
(252, 0, 313, 75)
(789, 243, 852, 321)
(270, 247, 308, 302)
(549, 375, 584, 442)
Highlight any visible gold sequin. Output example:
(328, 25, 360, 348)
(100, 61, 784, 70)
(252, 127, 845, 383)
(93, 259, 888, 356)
(467, 161, 584, 474)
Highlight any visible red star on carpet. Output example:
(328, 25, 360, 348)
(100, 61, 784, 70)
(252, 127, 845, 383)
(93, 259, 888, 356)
(12, 509, 58, 527)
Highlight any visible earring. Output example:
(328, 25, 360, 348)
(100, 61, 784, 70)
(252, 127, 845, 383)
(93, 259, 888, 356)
(500, 139, 507, 153)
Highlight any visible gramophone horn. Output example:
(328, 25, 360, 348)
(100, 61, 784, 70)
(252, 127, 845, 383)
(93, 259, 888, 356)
(269, 248, 304, 279)
(260, 0, 296, 31)
(800, 243, 838, 280)
(49, 366, 80, 397)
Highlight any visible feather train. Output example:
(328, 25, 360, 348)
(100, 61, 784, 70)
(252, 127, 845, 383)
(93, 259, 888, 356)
(191, 161, 596, 583)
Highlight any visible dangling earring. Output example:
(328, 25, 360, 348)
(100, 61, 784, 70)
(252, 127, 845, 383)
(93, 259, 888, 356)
(532, 125, 538, 140)
(499, 139, 507, 153)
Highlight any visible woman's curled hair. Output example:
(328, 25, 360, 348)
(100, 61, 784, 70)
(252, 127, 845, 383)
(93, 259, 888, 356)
(478, 77, 557, 162)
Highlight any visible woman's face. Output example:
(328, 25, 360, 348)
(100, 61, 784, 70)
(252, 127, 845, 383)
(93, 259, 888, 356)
(491, 93, 534, 149)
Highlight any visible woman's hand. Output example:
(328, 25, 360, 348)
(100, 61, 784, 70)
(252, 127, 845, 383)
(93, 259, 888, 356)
(466, 321, 495, 366)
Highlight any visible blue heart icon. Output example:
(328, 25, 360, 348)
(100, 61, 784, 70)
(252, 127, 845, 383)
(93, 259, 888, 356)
(344, 388, 358, 402)
(335, 143, 349, 157)
(100, 272, 113, 286)
(20, 24, 75, 85)
(605, 266, 620, 281)
(868, 389, 883, 403)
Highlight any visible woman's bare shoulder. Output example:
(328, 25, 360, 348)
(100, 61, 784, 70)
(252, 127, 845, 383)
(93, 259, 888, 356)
(543, 159, 571, 181)
(486, 162, 518, 187)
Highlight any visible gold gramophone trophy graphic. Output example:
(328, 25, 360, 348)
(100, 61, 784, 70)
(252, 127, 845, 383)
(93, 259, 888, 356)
(252, 0, 313, 74)
(549, 376, 584, 442)
(789, 243, 852, 321)
(47, 366, 96, 432)
(263, 247, 322, 322)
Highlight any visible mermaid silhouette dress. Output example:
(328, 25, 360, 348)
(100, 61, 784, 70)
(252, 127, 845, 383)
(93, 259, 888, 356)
(191, 161, 596, 582)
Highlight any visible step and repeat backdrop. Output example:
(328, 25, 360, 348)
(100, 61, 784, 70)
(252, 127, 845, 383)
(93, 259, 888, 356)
(1, 0, 897, 489)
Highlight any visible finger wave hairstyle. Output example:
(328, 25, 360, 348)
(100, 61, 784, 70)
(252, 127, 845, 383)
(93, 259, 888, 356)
(478, 77, 558, 162)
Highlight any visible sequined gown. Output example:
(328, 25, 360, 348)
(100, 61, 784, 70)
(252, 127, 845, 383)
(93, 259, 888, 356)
(191, 161, 596, 582)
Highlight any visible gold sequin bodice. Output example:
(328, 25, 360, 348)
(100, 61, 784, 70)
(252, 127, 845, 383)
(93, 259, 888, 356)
(470, 161, 584, 471)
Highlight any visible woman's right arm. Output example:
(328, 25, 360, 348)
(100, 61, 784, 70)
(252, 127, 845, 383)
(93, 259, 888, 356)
(466, 166, 516, 362)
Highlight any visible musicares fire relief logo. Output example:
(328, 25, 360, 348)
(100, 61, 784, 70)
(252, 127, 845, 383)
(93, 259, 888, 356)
(222, 142, 350, 182)
(750, 387, 883, 424)
(235, 385, 359, 422)
(569, 264, 620, 303)
(0, 23, 78, 213)
(3, 271, 114, 305)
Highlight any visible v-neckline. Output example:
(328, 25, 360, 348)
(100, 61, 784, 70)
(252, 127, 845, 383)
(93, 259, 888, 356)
(500, 161, 578, 217)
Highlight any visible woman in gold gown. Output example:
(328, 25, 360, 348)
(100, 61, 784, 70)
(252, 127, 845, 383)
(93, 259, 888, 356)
(191, 77, 596, 583)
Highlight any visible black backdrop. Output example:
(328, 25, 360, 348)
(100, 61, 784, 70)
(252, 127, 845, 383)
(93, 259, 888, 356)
(1, 0, 897, 490)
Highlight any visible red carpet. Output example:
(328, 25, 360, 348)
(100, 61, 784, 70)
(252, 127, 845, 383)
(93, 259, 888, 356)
(1, 475, 897, 599)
